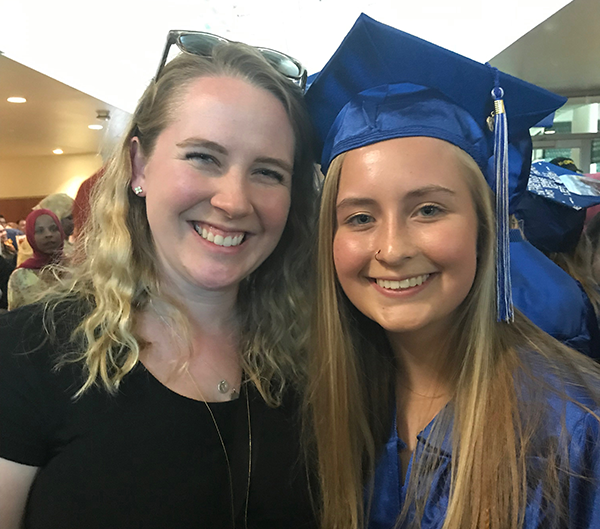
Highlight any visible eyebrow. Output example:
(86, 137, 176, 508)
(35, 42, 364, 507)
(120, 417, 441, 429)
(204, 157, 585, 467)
(176, 139, 293, 174)
(176, 138, 228, 155)
(405, 185, 456, 199)
(336, 185, 456, 210)
(336, 197, 378, 210)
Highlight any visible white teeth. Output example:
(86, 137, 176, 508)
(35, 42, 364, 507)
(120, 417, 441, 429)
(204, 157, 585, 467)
(193, 223, 244, 247)
(376, 274, 430, 291)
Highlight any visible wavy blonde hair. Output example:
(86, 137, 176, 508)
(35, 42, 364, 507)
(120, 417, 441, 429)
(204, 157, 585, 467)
(306, 144, 600, 529)
(45, 44, 317, 405)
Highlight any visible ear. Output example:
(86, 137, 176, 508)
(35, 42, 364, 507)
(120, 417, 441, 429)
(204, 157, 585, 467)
(130, 137, 147, 195)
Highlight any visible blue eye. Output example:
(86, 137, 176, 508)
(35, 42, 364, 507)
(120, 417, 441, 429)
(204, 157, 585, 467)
(419, 204, 441, 217)
(348, 213, 373, 226)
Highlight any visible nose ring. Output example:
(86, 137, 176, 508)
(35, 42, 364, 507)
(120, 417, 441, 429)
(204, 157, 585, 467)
(375, 249, 382, 261)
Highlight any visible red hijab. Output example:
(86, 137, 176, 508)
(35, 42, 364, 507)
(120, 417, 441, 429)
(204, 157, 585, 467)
(19, 209, 65, 270)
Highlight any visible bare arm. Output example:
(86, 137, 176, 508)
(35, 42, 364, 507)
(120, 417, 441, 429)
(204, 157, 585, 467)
(0, 458, 38, 529)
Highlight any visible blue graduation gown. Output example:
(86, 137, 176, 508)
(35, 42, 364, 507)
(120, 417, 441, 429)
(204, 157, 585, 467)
(510, 229, 600, 360)
(368, 389, 600, 528)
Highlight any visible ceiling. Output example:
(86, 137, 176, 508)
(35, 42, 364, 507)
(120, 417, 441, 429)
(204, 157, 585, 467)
(490, 0, 600, 98)
(0, 0, 597, 162)
(0, 54, 129, 159)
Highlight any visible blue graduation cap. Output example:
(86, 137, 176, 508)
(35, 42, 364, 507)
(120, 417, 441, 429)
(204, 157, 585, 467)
(305, 13, 567, 321)
(515, 161, 600, 253)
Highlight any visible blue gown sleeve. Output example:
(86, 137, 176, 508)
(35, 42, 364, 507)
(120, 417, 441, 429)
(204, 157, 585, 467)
(568, 412, 600, 527)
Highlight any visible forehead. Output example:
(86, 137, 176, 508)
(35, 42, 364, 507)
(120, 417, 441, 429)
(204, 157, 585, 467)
(163, 75, 295, 157)
(338, 136, 473, 198)
(175, 75, 288, 126)
(34, 214, 57, 228)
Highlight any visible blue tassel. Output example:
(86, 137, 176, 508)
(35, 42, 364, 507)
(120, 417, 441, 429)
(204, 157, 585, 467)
(488, 65, 514, 322)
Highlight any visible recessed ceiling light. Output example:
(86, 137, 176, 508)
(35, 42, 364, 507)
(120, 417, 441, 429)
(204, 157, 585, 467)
(53, 148, 64, 155)
(88, 124, 103, 130)
(7, 96, 27, 103)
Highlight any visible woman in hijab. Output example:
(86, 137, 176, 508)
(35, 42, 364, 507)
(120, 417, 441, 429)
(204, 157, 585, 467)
(7, 208, 64, 310)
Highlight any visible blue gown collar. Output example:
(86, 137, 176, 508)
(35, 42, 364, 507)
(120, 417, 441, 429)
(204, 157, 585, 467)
(368, 407, 453, 528)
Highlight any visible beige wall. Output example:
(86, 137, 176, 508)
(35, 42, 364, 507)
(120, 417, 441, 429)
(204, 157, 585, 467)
(0, 153, 103, 199)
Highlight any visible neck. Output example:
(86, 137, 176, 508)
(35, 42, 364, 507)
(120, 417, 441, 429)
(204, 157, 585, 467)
(156, 276, 240, 333)
(138, 286, 242, 402)
(387, 326, 454, 399)
(389, 327, 454, 454)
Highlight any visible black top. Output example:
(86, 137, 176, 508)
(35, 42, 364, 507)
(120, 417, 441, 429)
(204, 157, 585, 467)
(0, 303, 317, 529)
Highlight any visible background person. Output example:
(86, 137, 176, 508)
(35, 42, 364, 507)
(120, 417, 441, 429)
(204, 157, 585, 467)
(7, 209, 65, 310)
(585, 210, 600, 286)
(514, 161, 600, 317)
(17, 193, 75, 267)
(305, 14, 600, 529)
(0, 35, 317, 528)
(0, 214, 20, 253)
(0, 224, 16, 311)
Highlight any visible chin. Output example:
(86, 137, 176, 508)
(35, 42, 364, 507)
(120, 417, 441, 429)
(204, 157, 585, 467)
(188, 272, 244, 292)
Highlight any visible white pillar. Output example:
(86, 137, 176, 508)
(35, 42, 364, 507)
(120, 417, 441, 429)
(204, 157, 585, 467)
(572, 103, 599, 134)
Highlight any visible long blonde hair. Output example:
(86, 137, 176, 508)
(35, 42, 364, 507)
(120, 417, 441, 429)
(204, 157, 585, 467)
(44, 44, 317, 405)
(307, 144, 600, 529)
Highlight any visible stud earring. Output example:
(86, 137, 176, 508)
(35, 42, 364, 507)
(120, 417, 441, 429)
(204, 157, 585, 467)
(133, 186, 144, 196)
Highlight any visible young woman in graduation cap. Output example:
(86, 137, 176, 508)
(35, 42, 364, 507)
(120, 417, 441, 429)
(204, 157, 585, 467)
(304, 14, 600, 529)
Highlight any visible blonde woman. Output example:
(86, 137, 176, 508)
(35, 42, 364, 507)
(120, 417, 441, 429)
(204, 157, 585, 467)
(0, 33, 317, 528)
(304, 15, 600, 529)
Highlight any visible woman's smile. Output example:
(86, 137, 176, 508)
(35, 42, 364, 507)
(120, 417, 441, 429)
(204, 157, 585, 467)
(131, 75, 294, 293)
(333, 137, 479, 340)
(371, 273, 434, 293)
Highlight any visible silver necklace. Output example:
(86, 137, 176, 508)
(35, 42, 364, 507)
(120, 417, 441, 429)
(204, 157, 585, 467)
(185, 366, 251, 528)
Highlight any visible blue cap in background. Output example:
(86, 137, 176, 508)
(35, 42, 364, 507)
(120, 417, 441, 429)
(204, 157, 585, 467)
(515, 161, 600, 253)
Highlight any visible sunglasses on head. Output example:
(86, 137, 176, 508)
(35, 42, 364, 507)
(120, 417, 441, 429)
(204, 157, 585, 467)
(155, 30, 308, 91)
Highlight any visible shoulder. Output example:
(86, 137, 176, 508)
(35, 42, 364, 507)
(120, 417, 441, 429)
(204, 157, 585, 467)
(536, 363, 600, 442)
(0, 299, 87, 358)
(511, 239, 591, 341)
(517, 350, 600, 435)
(9, 267, 39, 284)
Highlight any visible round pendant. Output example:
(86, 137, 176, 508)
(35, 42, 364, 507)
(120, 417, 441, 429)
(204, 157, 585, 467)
(217, 380, 230, 394)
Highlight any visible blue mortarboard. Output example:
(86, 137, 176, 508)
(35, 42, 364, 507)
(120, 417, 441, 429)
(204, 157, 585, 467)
(305, 13, 566, 321)
(515, 161, 600, 253)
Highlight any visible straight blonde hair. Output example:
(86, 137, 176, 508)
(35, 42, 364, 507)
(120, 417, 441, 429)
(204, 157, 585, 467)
(306, 144, 600, 529)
